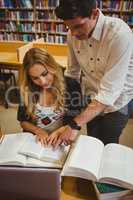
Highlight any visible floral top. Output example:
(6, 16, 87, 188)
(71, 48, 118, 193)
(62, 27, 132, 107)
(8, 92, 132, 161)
(34, 104, 64, 133)
(17, 103, 64, 133)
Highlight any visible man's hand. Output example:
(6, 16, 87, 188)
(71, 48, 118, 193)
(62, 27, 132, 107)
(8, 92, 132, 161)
(47, 125, 78, 148)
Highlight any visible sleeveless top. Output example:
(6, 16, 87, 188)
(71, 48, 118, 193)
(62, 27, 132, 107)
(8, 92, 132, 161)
(34, 103, 64, 134)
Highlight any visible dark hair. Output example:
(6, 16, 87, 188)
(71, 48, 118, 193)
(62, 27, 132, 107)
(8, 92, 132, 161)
(55, 0, 97, 20)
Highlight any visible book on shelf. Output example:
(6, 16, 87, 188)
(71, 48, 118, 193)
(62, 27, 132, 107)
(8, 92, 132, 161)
(61, 135, 133, 190)
(93, 182, 131, 200)
(0, 132, 69, 168)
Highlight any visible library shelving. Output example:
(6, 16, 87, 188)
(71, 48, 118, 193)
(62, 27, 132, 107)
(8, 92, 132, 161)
(0, 0, 67, 43)
(0, 0, 132, 43)
(0, 0, 36, 41)
(97, 0, 133, 30)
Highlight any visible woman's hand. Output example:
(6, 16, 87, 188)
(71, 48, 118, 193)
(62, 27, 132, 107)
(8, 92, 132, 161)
(34, 127, 49, 146)
(47, 125, 78, 148)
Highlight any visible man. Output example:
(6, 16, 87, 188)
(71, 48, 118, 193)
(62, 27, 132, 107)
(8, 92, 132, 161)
(48, 0, 133, 147)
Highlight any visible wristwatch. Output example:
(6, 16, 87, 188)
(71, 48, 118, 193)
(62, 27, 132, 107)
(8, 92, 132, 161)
(68, 119, 81, 131)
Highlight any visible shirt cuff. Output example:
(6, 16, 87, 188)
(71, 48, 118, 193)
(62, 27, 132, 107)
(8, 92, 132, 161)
(64, 70, 81, 82)
(94, 90, 120, 107)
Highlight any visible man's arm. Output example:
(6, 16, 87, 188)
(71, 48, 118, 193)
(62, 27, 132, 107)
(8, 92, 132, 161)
(49, 99, 107, 148)
(17, 105, 48, 145)
(74, 99, 106, 127)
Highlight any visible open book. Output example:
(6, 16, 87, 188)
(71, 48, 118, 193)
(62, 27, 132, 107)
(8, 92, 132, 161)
(19, 133, 70, 163)
(0, 133, 69, 168)
(61, 135, 133, 190)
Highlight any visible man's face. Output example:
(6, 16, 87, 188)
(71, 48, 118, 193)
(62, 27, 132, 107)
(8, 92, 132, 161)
(64, 10, 98, 40)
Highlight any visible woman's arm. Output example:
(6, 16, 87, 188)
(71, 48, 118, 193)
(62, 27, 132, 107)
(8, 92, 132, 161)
(17, 105, 48, 145)
(20, 121, 48, 146)
(48, 100, 106, 148)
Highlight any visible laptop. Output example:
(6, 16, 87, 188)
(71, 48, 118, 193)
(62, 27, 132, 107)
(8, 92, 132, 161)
(0, 166, 61, 200)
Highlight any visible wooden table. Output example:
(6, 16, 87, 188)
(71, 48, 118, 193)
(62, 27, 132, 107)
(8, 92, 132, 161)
(0, 53, 67, 85)
(0, 52, 23, 85)
(0, 41, 25, 85)
(61, 177, 98, 200)
(54, 56, 67, 67)
(0, 41, 67, 86)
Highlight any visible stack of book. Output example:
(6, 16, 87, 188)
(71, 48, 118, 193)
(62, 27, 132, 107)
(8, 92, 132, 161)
(94, 182, 132, 200)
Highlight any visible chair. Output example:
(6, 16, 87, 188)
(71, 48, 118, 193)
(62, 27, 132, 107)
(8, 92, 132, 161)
(0, 68, 16, 108)
(128, 99, 133, 118)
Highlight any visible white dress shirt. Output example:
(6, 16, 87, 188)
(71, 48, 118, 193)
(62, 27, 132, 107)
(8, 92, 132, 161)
(65, 10, 133, 113)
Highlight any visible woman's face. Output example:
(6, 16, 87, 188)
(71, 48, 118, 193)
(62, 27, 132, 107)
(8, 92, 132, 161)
(28, 63, 54, 89)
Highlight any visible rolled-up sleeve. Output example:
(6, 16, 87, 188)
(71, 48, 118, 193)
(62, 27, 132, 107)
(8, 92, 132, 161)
(64, 31, 81, 81)
(95, 32, 133, 106)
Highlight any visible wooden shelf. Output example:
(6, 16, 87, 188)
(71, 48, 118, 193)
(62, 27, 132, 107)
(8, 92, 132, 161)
(0, 30, 35, 34)
(36, 7, 56, 10)
(0, 7, 33, 10)
(102, 9, 133, 14)
(36, 19, 63, 23)
(36, 31, 67, 35)
(1, 19, 34, 22)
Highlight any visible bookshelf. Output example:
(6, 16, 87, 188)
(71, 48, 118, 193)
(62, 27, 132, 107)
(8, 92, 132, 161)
(0, 0, 36, 41)
(0, 0, 67, 43)
(35, 0, 67, 43)
(0, 0, 132, 44)
(97, 0, 133, 30)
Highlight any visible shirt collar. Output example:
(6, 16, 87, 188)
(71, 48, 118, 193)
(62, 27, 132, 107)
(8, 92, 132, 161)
(91, 10, 105, 41)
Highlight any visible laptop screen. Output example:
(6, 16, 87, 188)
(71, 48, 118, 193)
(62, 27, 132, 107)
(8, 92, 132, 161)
(0, 166, 60, 200)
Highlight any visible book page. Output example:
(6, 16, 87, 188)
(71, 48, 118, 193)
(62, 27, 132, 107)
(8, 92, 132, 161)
(19, 134, 43, 159)
(19, 135, 70, 163)
(26, 157, 62, 168)
(61, 135, 104, 181)
(99, 143, 133, 189)
(41, 145, 70, 163)
(0, 133, 30, 166)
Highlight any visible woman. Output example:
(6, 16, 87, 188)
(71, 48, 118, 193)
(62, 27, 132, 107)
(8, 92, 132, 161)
(17, 47, 67, 146)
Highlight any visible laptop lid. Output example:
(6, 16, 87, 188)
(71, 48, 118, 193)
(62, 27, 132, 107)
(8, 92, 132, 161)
(0, 166, 60, 200)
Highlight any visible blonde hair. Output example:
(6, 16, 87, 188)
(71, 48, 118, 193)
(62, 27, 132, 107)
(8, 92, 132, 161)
(21, 47, 65, 117)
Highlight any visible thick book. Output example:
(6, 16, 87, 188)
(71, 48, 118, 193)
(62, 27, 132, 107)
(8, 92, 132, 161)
(93, 182, 131, 200)
(19, 133, 70, 163)
(61, 135, 133, 190)
(0, 133, 69, 168)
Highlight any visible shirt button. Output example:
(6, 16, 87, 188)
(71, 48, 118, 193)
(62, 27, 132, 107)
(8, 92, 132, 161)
(97, 58, 100, 61)
(90, 57, 93, 61)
